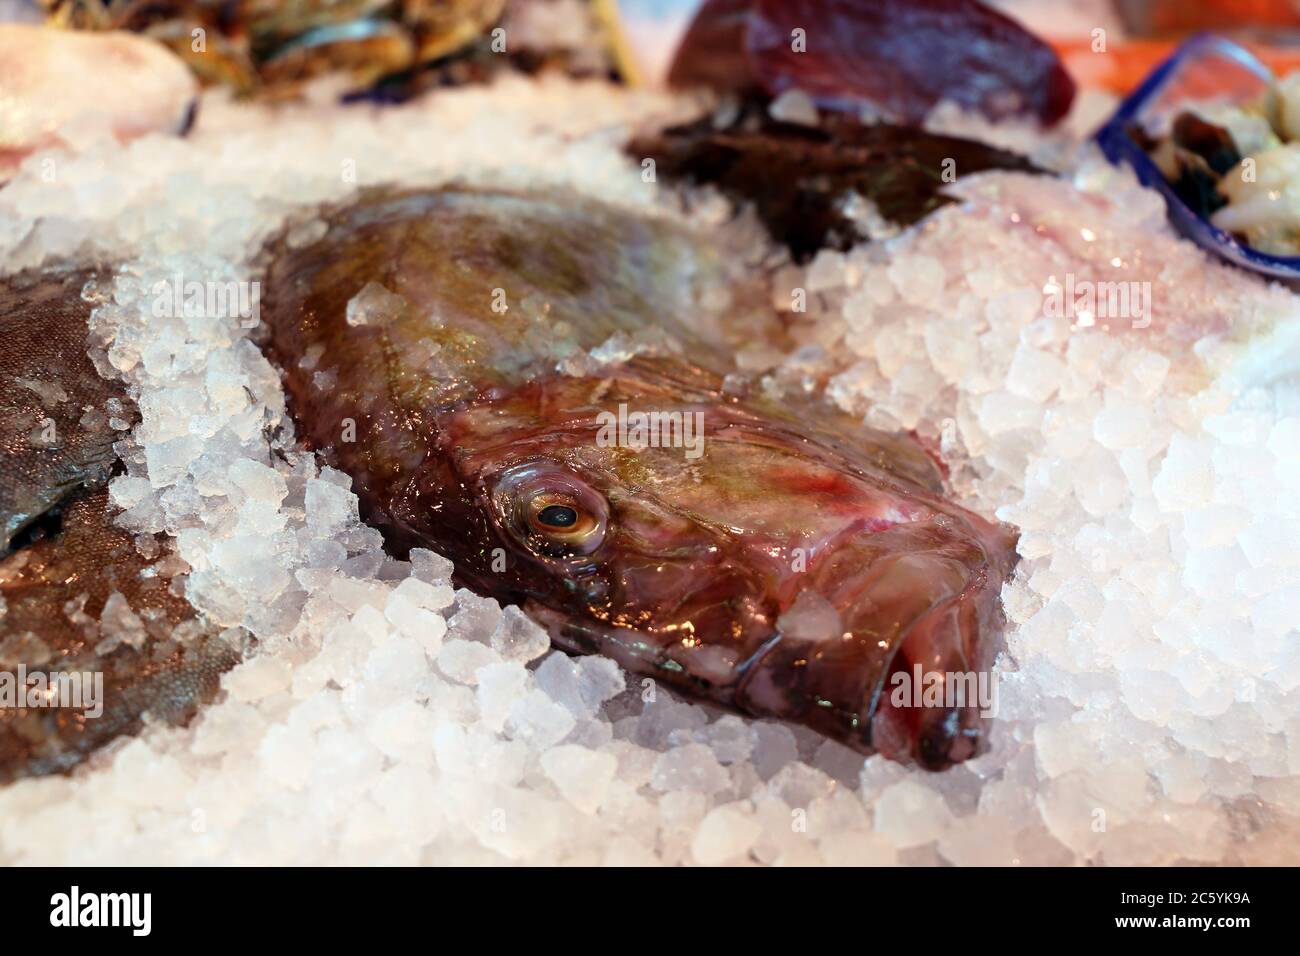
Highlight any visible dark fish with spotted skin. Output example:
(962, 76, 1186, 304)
(0, 268, 240, 783)
(261, 187, 1018, 769)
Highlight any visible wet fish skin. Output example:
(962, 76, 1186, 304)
(0, 268, 131, 554)
(0, 268, 241, 783)
(0, 488, 241, 784)
(262, 187, 1018, 768)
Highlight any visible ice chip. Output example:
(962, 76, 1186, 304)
(409, 547, 455, 584)
(346, 281, 407, 327)
(227, 458, 288, 504)
(448, 590, 503, 644)
(474, 661, 529, 731)
(392, 576, 454, 611)
(649, 743, 729, 795)
(699, 715, 756, 765)
(776, 590, 842, 643)
(489, 605, 551, 663)
(506, 690, 577, 750)
(873, 779, 954, 848)
(436, 640, 500, 685)
(691, 803, 762, 865)
(383, 592, 447, 654)
(305, 477, 358, 535)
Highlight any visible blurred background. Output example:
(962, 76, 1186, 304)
(4, 1, 1300, 98)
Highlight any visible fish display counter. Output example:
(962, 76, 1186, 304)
(0, 0, 1295, 872)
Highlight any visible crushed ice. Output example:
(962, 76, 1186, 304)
(0, 74, 1297, 865)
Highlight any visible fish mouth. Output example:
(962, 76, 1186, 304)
(730, 563, 1004, 770)
(525, 540, 1007, 772)
(865, 575, 1003, 770)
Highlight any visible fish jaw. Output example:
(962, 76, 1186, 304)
(737, 521, 1014, 769)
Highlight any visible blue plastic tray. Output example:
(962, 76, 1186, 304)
(1095, 33, 1300, 280)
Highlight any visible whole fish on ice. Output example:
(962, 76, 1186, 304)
(261, 187, 1019, 769)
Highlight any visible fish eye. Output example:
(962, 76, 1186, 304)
(537, 504, 577, 528)
(492, 462, 608, 558)
(525, 496, 600, 548)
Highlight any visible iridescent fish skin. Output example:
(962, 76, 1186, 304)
(261, 187, 1018, 769)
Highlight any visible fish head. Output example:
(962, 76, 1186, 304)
(428, 366, 1018, 770)
(260, 186, 1018, 769)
